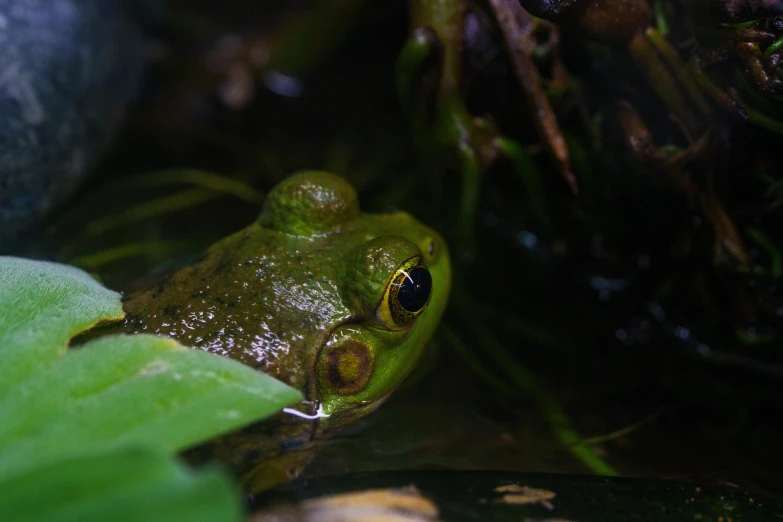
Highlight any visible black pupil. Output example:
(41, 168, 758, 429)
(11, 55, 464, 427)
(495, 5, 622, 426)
(397, 266, 432, 312)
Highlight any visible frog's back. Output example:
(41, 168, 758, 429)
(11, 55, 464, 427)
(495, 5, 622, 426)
(121, 223, 351, 389)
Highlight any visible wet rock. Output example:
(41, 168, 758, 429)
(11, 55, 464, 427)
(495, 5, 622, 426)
(0, 0, 149, 243)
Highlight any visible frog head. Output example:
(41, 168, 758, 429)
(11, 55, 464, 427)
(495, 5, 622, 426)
(258, 171, 451, 433)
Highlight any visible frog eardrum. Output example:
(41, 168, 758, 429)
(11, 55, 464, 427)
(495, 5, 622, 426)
(324, 339, 374, 395)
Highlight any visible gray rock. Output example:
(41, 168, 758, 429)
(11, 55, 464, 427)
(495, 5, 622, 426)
(0, 0, 148, 242)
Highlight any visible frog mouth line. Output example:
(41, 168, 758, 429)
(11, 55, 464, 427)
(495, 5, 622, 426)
(300, 321, 355, 437)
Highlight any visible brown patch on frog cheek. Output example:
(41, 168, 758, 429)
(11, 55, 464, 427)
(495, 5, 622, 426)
(325, 340, 374, 395)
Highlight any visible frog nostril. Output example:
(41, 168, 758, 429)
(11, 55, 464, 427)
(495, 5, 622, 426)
(325, 340, 374, 395)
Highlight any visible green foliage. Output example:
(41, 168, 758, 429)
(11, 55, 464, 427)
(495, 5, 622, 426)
(0, 333, 303, 481)
(0, 256, 124, 393)
(0, 257, 303, 521)
(0, 447, 240, 522)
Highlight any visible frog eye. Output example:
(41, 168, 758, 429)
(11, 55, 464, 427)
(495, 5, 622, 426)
(377, 255, 432, 328)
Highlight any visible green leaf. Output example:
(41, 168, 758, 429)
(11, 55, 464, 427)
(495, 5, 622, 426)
(0, 256, 304, 520)
(0, 333, 302, 480)
(0, 256, 124, 394)
(0, 446, 242, 522)
(0, 256, 302, 480)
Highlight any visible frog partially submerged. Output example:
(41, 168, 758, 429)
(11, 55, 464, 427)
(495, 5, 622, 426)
(114, 171, 451, 491)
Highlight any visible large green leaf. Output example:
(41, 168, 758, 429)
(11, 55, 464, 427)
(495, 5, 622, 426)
(0, 256, 305, 519)
(0, 256, 302, 478)
(0, 446, 241, 522)
(0, 333, 303, 480)
(0, 256, 124, 394)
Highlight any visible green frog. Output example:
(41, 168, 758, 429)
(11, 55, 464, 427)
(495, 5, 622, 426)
(114, 170, 451, 492)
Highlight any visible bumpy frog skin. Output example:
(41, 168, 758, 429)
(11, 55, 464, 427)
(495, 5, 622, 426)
(118, 171, 451, 491)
